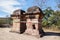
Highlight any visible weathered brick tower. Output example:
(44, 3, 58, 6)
(24, 6, 44, 36)
(11, 9, 25, 33)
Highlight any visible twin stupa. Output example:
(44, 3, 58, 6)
(11, 6, 45, 37)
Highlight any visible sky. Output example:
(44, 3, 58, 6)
(0, 0, 59, 17)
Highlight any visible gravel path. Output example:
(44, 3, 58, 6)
(0, 28, 60, 40)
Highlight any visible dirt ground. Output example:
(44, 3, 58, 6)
(0, 27, 60, 40)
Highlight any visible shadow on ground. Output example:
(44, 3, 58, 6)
(0, 26, 11, 28)
(44, 32, 60, 36)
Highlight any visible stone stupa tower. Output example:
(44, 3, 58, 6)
(11, 9, 25, 33)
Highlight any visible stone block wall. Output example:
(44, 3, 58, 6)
(11, 18, 20, 33)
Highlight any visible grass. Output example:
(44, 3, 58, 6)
(43, 27, 60, 31)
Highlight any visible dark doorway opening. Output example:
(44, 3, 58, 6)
(32, 25, 36, 29)
(20, 16, 26, 34)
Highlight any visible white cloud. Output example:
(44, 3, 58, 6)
(0, 0, 26, 14)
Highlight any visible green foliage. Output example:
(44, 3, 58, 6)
(42, 18, 48, 26)
(0, 20, 6, 24)
(0, 18, 12, 24)
(42, 7, 55, 26)
(42, 7, 60, 30)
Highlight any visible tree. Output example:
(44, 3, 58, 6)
(42, 7, 55, 27)
(54, 10, 60, 26)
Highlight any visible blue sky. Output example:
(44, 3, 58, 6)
(0, 0, 58, 17)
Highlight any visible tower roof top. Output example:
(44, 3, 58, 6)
(13, 9, 25, 15)
(27, 6, 41, 13)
